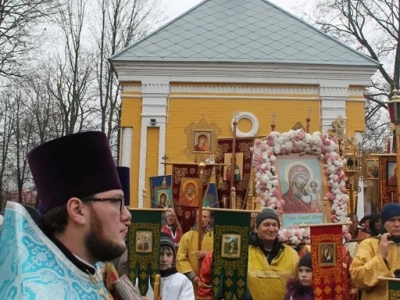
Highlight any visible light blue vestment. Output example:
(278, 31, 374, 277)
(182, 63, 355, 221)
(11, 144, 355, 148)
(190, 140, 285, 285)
(0, 201, 110, 300)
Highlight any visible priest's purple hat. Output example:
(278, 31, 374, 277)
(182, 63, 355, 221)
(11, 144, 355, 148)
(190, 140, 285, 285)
(27, 131, 121, 214)
(116, 166, 130, 206)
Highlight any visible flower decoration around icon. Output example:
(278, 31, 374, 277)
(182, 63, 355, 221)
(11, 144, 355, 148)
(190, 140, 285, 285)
(251, 129, 350, 245)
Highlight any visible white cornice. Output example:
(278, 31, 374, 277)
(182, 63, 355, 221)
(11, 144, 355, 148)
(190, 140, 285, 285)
(171, 85, 318, 95)
(122, 85, 141, 92)
(348, 88, 365, 96)
(170, 95, 320, 100)
(112, 61, 377, 86)
(319, 86, 348, 98)
(142, 83, 170, 95)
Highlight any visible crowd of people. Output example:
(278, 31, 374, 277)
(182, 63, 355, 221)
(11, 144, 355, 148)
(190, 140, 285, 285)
(0, 131, 400, 300)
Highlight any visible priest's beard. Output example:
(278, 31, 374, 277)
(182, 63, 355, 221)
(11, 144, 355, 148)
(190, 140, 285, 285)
(85, 209, 126, 262)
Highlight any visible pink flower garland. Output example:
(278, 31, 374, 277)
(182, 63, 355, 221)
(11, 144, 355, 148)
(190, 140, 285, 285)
(251, 129, 350, 244)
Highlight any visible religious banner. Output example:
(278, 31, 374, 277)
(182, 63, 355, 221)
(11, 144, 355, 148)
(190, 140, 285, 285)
(211, 210, 251, 300)
(216, 138, 254, 209)
(172, 163, 214, 233)
(310, 224, 344, 300)
(386, 277, 400, 300)
(128, 209, 162, 296)
(205, 183, 219, 208)
(389, 280, 400, 300)
(379, 155, 397, 211)
(376, 277, 400, 300)
(149, 175, 172, 208)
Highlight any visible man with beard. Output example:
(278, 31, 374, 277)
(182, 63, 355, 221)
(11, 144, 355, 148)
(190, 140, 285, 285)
(0, 131, 139, 300)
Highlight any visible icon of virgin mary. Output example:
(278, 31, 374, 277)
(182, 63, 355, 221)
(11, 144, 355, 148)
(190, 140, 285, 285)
(282, 164, 312, 213)
(178, 181, 199, 207)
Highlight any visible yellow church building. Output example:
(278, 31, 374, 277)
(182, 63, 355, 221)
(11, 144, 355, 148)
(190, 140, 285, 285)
(110, 0, 379, 208)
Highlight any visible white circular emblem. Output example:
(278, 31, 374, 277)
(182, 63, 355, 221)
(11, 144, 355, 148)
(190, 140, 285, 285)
(231, 112, 259, 137)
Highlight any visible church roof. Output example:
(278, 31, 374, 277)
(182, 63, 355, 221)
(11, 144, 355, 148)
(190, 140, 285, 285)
(110, 0, 379, 67)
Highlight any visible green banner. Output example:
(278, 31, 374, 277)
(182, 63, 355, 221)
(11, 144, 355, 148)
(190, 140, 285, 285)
(128, 210, 162, 296)
(388, 280, 400, 300)
(212, 210, 251, 300)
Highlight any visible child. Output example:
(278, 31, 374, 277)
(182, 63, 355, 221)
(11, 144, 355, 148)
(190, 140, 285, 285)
(158, 232, 195, 300)
(284, 252, 313, 300)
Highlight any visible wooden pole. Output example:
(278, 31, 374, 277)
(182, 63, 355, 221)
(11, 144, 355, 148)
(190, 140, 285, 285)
(271, 112, 276, 131)
(203, 207, 261, 213)
(242, 172, 254, 209)
(306, 107, 311, 133)
(230, 116, 238, 209)
(348, 180, 356, 237)
(197, 162, 206, 274)
(298, 221, 352, 228)
(396, 125, 400, 202)
(231, 187, 237, 209)
(162, 154, 169, 175)
(142, 189, 147, 208)
(154, 274, 161, 300)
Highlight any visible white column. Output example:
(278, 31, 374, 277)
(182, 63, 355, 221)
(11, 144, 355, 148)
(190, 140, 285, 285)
(354, 131, 365, 220)
(137, 80, 170, 207)
(319, 82, 348, 133)
(138, 119, 148, 208)
(158, 124, 166, 175)
(121, 127, 133, 168)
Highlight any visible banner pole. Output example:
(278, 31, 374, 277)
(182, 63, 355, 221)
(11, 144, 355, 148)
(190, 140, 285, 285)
(197, 162, 206, 275)
(230, 114, 238, 209)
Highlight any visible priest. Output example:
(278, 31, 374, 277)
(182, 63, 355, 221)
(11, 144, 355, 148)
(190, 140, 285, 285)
(0, 131, 139, 299)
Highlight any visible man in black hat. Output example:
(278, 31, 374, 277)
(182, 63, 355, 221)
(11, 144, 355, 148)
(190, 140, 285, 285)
(0, 131, 132, 299)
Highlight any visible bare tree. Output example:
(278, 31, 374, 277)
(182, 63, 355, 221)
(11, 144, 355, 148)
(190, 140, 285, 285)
(0, 87, 16, 209)
(46, 0, 98, 135)
(23, 70, 65, 142)
(0, 83, 35, 205)
(0, 0, 165, 205)
(93, 0, 164, 159)
(296, 0, 397, 146)
(0, 0, 60, 79)
(12, 89, 35, 203)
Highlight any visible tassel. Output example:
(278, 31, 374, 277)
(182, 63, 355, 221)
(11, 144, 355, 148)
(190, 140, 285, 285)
(218, 178, 224, 189)
(104, 262, 119, 291)
(161, 177, 166, 188)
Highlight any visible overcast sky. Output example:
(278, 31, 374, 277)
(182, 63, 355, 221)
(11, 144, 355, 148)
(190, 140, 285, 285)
(161, 0, 304, 20)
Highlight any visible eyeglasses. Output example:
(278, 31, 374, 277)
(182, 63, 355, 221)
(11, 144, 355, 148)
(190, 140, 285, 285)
(81, 197, 124, 212)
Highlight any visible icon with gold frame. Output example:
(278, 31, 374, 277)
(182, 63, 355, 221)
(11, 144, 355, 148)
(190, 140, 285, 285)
(221, 233, 241, 258)
(135, 231, 153, 253)
(365, 159, 379, 180)
(318, 242, 336, 266)
(183, 116, 222, 160)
